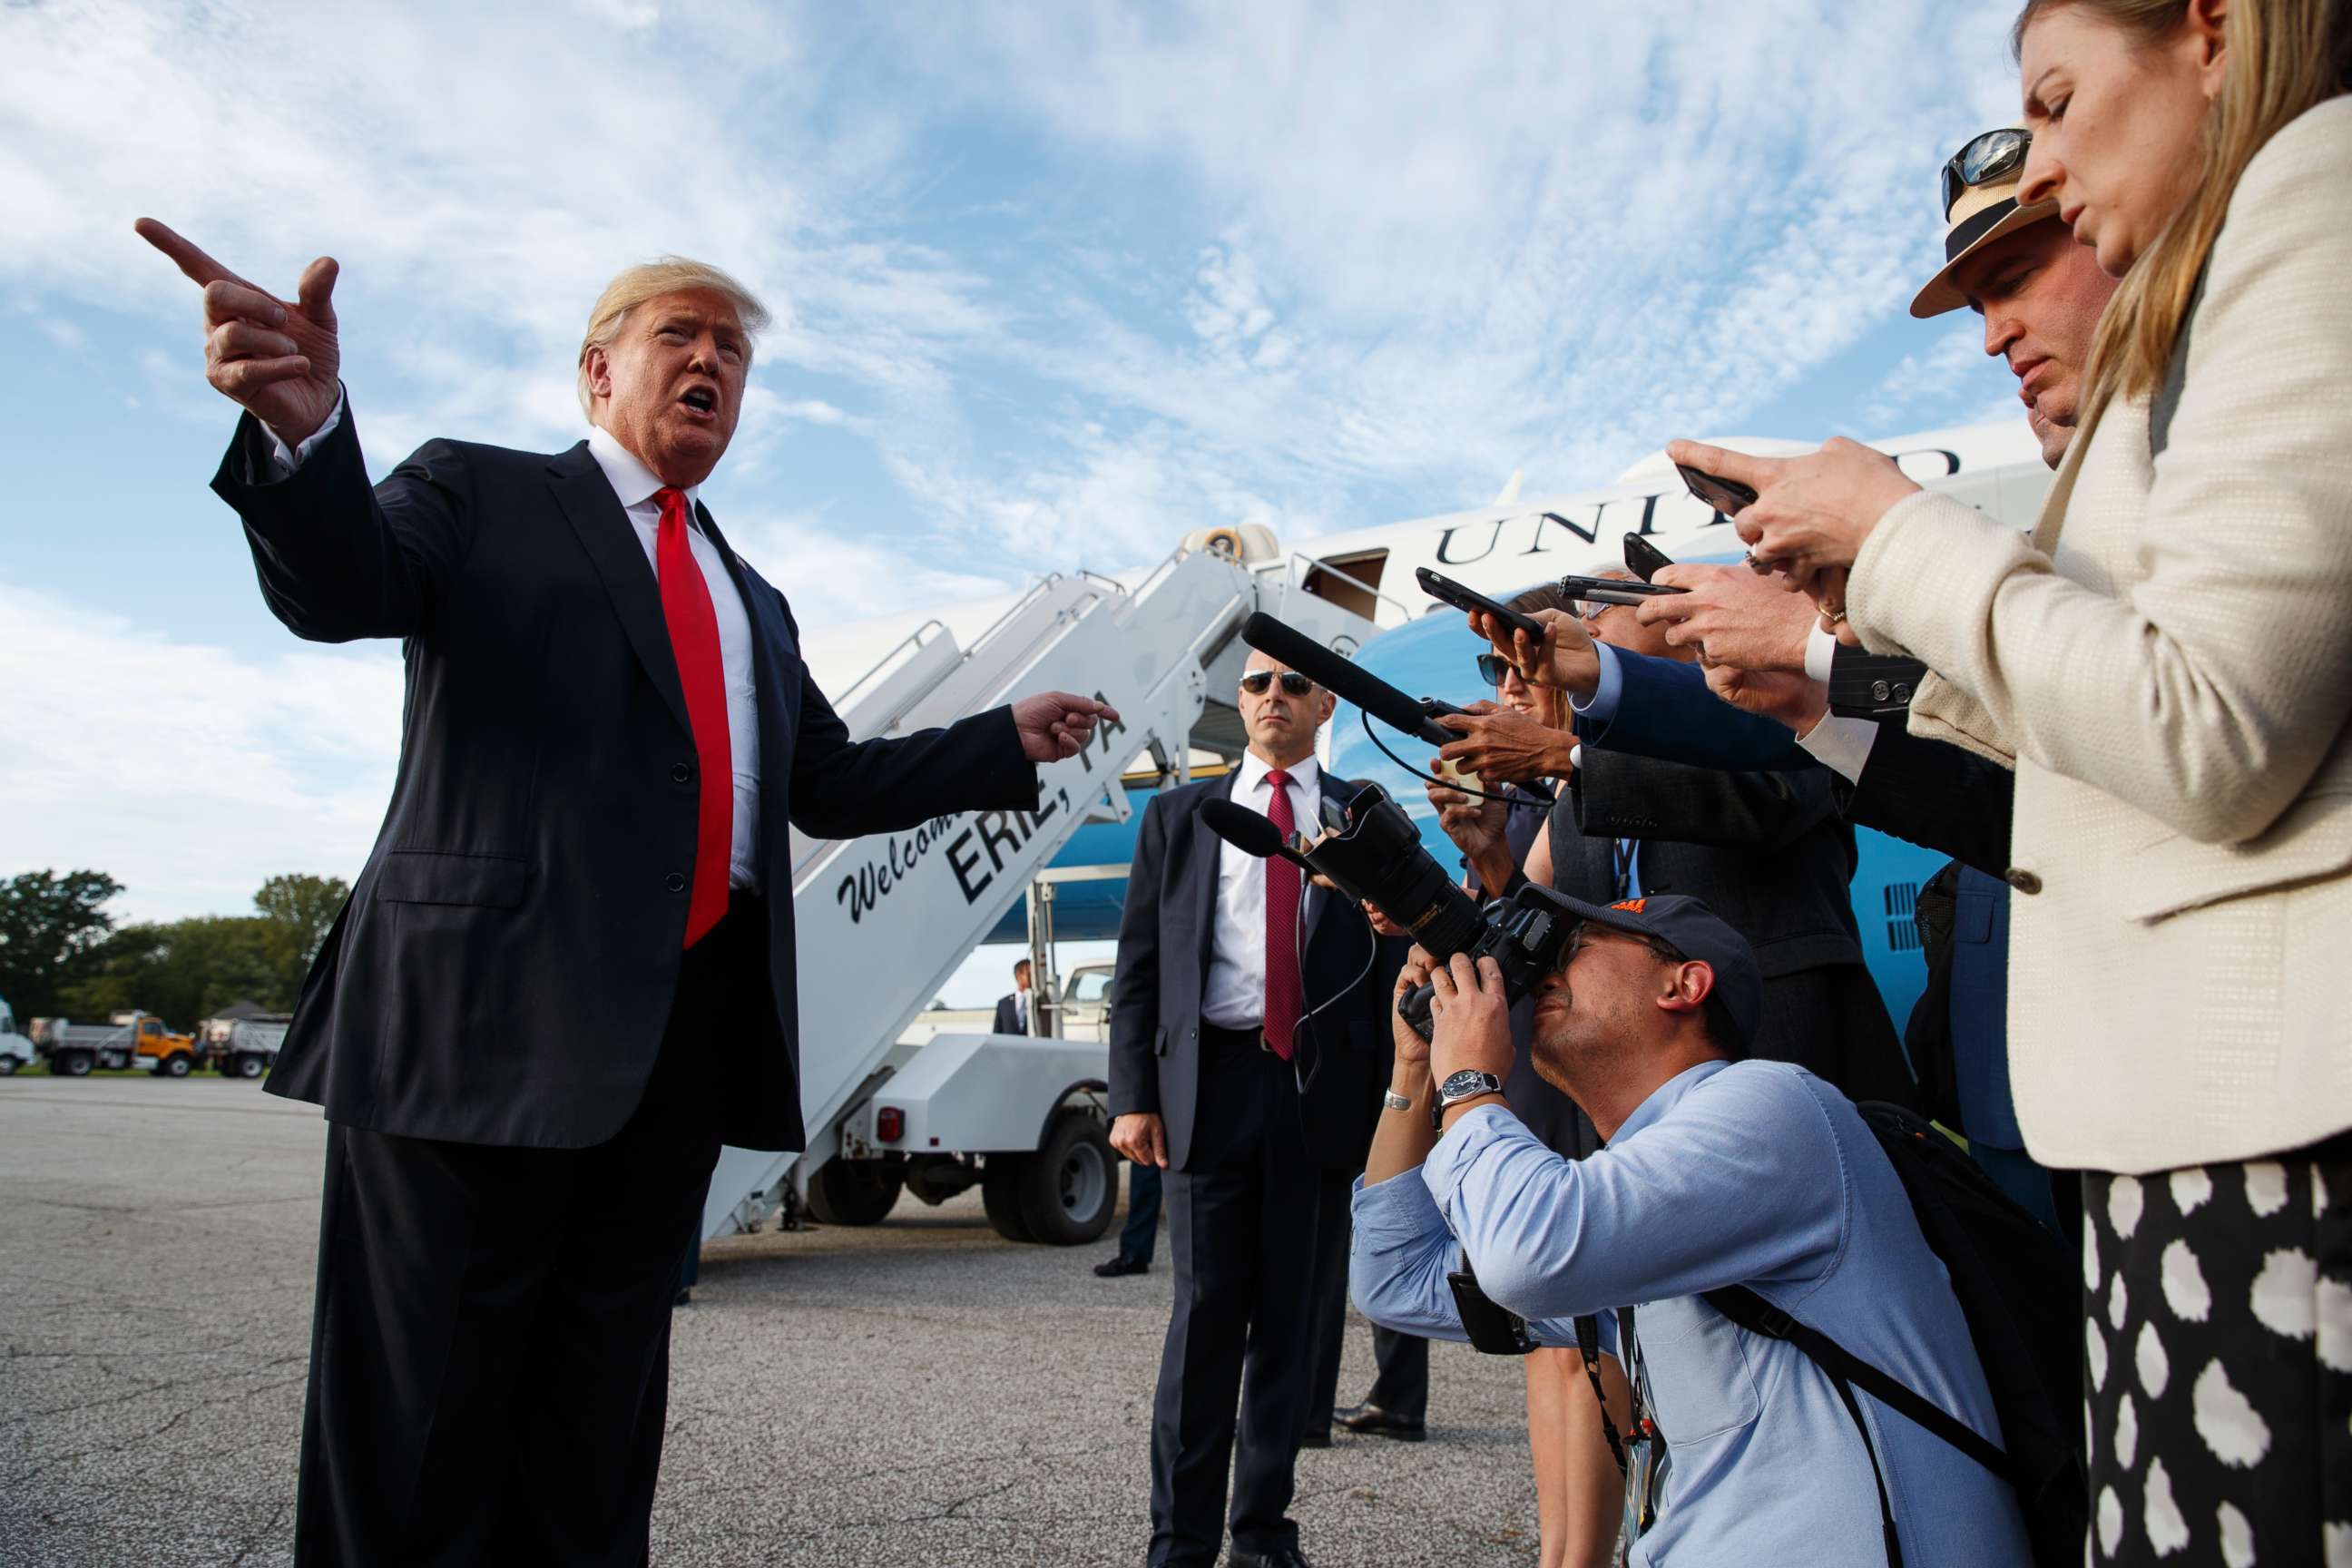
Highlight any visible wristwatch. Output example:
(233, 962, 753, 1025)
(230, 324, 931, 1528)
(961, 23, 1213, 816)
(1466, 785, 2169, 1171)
(1434, 1069, 1505, 1124)
(1382, 1089, 1415, 1112)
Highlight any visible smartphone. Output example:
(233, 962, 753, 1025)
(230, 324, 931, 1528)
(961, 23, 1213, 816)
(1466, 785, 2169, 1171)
(1622, 533, 1674, 583)
(1415, 567, 1547, 642)
(1556, 573, 1688, 607)
(1676, 463, 1759, 516)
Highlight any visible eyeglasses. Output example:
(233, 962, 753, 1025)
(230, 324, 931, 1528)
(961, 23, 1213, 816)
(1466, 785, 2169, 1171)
(1941, 128, 2031, 219)
(1240, 671, 1316, 697)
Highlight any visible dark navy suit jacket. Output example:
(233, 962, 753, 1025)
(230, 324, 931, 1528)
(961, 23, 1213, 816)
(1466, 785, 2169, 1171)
(215, 405, 1037, 1152)
(1106, 770, 1406, 1173)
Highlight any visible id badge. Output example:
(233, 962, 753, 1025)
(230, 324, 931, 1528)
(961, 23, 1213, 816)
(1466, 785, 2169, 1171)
(1618, 1433, 1663, 1558)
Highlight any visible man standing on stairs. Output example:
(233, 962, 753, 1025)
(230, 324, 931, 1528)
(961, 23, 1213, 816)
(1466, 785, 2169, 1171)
(139, 219, 1116, 1566)
(1109, 651, 1405, 1568)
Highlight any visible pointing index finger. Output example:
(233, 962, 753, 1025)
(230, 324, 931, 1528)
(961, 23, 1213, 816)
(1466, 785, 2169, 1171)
(134, 218, 254, 291)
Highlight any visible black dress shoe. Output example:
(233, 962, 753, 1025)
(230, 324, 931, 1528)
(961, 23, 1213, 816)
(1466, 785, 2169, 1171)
(1225, 1545, 1312, 1568)
(1297, 1428, 1331, 1448)
(1333, 1401, 1426, 1441)
(1092, 1254, 1150, 1278)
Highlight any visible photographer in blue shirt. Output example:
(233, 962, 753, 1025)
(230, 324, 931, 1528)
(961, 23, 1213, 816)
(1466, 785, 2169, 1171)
(1350, 892, 2030, 1567)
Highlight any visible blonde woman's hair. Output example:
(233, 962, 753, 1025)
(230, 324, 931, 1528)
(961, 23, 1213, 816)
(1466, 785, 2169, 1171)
(575, 258, 772, 417)
(2012, 0, 2351, 407)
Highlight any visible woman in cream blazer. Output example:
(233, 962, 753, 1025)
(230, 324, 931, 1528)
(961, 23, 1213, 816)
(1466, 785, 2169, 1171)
(1672, 3, 2350, 1561)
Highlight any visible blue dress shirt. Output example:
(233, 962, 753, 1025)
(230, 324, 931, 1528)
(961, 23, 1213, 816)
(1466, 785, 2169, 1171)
(1350, 1061, 2031, 1568)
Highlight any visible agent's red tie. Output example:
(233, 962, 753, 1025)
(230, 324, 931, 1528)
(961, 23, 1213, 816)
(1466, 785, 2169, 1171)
(1262, 769, 1303, 1060)
(654, 487, 732, 948)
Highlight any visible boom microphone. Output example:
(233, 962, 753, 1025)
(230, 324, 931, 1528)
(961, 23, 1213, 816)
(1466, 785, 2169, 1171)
(1200, 799, 1320, 875)
(1240, 612, 1457, 746)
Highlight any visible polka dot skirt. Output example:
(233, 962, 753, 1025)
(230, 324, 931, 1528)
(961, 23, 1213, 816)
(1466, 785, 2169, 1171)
(2081, 1147, 2351, 1565)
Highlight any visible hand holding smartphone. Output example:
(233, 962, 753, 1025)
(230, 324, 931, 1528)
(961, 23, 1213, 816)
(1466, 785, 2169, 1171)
(1675, 464, 1759, 517)
(1415, 567, 1547, 642)
(1556, 574, 1688, 607)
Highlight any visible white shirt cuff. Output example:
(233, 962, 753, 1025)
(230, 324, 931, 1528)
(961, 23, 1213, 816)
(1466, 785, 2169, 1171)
(260, 389, 347, 477)
(1803, 622, 1839, 684)
(1567, 642, 1622, 720)
(1796, 713, 1882, 783)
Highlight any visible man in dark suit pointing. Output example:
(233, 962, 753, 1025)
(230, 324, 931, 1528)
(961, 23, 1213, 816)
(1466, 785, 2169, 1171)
(137, 219, 1116, 1566)
(1109, 652, 1400, 1568)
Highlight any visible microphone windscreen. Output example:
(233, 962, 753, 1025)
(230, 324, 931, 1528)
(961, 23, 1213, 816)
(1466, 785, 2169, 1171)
(1239, 612, 1455, 746)
(1200, 798, 1284, 858)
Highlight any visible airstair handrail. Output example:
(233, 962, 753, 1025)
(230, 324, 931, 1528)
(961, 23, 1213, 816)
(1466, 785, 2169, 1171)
(832, 618, 949, 711)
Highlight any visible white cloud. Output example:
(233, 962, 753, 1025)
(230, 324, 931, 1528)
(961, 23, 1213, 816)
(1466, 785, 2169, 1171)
(0, 583, 401, 922)
(0, 0, 2049, 918)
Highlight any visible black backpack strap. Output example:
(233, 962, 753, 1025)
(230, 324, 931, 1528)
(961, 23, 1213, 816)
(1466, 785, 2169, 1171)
(1573, 1316, 1629, 1475)
(1702, 1279, 2013, 1475)
(1705, 1285, 2014, 1477)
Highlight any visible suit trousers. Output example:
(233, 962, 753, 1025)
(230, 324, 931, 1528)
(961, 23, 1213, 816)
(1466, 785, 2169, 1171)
(1150, 1028, 1322, 1567)
(1302, 1171, 1428, 1433)
(291, 899, 753, 1566)
(1119, 1158, 1164, 1264)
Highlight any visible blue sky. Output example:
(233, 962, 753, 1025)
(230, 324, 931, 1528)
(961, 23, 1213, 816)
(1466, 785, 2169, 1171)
(2, 0, 2035, 988)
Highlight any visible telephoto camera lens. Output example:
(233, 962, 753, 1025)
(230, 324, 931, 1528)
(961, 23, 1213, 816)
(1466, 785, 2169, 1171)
(1302, 785, 1574, 1041)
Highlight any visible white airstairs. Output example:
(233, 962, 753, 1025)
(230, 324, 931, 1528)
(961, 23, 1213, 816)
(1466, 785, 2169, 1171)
(697, 538, 1385, 1245)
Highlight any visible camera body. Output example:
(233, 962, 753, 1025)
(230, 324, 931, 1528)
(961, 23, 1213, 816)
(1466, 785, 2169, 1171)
(1294, 783, 1575, 1041)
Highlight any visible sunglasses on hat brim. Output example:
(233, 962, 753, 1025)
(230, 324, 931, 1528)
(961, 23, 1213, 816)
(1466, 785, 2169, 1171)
(1941, 128, 2031, 219)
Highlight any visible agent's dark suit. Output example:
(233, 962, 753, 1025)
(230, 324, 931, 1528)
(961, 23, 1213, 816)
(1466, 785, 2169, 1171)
(993, 991, 1033, 1034)
(214, 405, 1037, 1564)
(1108, 766, 1400, 1567)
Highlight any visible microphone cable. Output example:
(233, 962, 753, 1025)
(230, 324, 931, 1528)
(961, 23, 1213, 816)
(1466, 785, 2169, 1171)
(1357, 706, 1557, 808)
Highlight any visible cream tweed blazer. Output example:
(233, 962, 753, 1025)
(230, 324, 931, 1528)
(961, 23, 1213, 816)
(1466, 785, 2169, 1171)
(1847, 97, 2352, 1176)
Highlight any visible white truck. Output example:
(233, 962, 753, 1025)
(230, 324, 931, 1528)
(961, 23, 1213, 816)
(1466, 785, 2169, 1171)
(198, 1015, 291, 1080)
(0, 997, 31, 1075)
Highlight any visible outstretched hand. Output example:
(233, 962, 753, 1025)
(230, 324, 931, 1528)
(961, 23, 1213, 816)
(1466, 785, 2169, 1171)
(1012, 692, 1120, 762)
(135, 219, 343, 446)
(1465, 607, 1602, 697)
(1665, 437, 1919, 593)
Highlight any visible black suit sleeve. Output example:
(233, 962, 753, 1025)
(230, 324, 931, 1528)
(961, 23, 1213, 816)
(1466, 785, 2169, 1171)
(1571, 748, 1841, 853)
(1107, 793, 1171, 1120)
(1847, 725, 2014, 878)
(779, 599, 1040, 840)
(210, 403, 475, 644)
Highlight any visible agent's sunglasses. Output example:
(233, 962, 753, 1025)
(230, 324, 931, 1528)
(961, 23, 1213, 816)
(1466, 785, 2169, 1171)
(1941, 128, 2031, 219)
(1240, 671, 1317, 697)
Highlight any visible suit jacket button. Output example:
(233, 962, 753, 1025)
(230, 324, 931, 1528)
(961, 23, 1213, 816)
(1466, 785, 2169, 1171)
(665, 871, 688, 893)
(1871, 679, 1892, 701)
(671, 762, 693, 784)
(2004, 867, 2043, 895)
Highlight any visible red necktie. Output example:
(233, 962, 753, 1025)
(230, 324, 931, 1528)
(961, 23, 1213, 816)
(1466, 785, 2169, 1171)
(654, 487, 733, 948)
(1262, 768, 1303, 1061)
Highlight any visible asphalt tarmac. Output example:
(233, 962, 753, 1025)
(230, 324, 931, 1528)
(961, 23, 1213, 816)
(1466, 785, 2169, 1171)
(0, 1078, 1544, 1566)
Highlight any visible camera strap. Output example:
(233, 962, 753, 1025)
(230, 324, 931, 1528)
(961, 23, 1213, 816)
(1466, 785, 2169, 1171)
(1575, 1318, 1629, 1475)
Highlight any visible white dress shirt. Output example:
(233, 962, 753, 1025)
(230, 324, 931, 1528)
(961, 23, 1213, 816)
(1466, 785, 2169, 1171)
(263, 397, 763, 889)
(584, 427, 763, 890)
(1200, 750, 1321, 1031)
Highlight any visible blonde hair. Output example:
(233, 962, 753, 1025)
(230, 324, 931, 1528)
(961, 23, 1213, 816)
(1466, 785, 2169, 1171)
(2012, 0, 2352, 407)
(575, 257, 772, 416)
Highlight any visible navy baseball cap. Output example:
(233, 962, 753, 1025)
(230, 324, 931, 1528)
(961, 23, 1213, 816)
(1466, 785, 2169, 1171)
(1526, 888, 1765, 1049)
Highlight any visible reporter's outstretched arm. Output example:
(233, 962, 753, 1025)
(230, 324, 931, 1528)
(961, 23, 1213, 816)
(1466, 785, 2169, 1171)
(1576, 647, 1815, 773)
(1572, 746, 1839, 854)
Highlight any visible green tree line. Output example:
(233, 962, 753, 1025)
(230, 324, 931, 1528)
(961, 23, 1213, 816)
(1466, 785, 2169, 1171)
(0, 870, 348, 1028)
